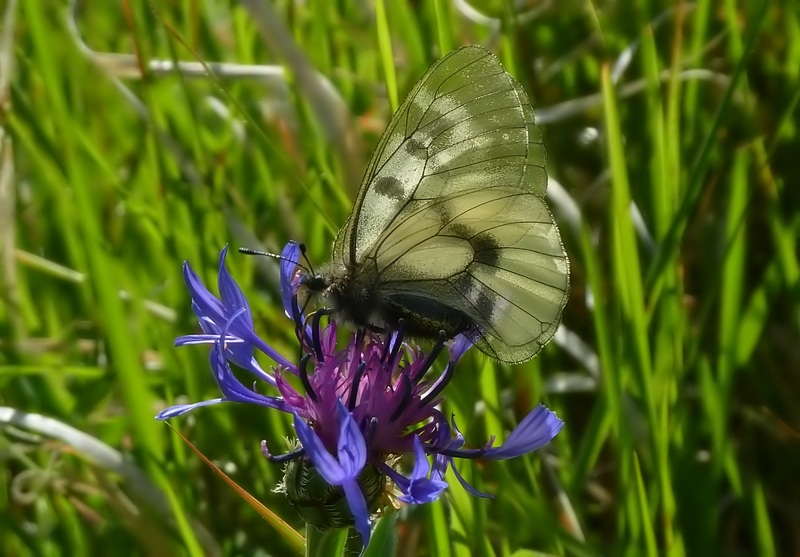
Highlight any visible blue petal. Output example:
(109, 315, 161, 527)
(381, 438, 448, 505)
(449, 460, 494, 499)
(155, 398, 225, 420)
(483, 405, 564, 460)
(398, 477, 448, 505)
(175, 333, 221, 346)
(408, 436, 431, 481)
(209, 345, 288, 411)
(294, 412, 346, 485)
(294, 405, 372, 549)
(184, 249, 294, 371)
(217, 246, 254, 329)
(183, 261, 225, 325)
(342, 479, 371, 548)
(336, 401, 366, 480)
(279, 242, 301, 318)
(448, 334, 473, 362)
(432, 454, 448, 482)
(216, 305, 258, 374)
(449, 414, 466, 448)
(386, 328, 403, 360)
(179, 332, 279, 387)
(398, 438, 447, 504)
(214, 252, 267, 371)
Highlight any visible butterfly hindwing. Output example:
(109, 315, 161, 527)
(371, 186, 568, 363)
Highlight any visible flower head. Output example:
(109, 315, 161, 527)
(158, 243, 564, 549)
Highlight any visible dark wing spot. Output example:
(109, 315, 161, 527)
(434, 204, 451, 228)
(453, 273, 496, 321)
(448, 223, 472, 238)
(374, 176, 405, 200)
(447, 224, 501, 267)
(405, 138, 428, 159)
(474, 284, 496, 319)
(470, 231, 501, 267)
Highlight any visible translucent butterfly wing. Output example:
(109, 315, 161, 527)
(333, 46, 547, 264)
(370, 186, 568, 363)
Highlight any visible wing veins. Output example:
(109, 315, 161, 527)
(346, 50, 535, 262)
(430, 66, 508, 104)
(472, 259, 565, 289)
(467, 219, 557, 237)
(379, 263, 556, 340)
(465, 271, 553, 334)
(366, 85, 525, 191)
(396, 189, 523, 241)
(375, 231, 467, 280)
(428, 53, 495, 99)
(381, 274, 463, 286)
(415, 83, 518, 138)
(422, 123, 528, 166)
(367, 57, 509, 186)
(449, 275, 504, 338)
(435, 190, 525, 223)
(422, 152, 527, 180)
(385, 189, 524, 251)
(372, 190, 528, 277)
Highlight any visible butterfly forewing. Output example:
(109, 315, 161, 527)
(334, 46, 546, 264)
(321, 45, 569, 363)
(513, 80, 548, 197)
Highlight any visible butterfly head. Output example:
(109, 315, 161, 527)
(295, 271, 332, 316)
(296, 264, 387, 332)
(297, 272, 330, 294)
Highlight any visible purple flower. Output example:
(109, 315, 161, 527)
(158, 243, 564, 549)
(294, 401, 371, 545)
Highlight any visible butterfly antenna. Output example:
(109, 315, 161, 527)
(298, 243, 316, 275)
(238, 246, 309, 273)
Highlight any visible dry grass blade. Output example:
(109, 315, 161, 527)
(0, 407, 221, 555)
(0, 0, 21, 344)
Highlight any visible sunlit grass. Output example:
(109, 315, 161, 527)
(2, 1, 798, 556)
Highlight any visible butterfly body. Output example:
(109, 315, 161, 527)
(300, 46, 569, 364)
(299, 262, 475, 339)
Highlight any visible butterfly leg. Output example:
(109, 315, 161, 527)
(310, 308, 335, 361)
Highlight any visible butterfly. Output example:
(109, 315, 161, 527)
(298, 45, 569, 364)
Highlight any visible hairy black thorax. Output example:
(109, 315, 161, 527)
(298, 263, 475, 341)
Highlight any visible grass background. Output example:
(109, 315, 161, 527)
(2, 0, 798, 555)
